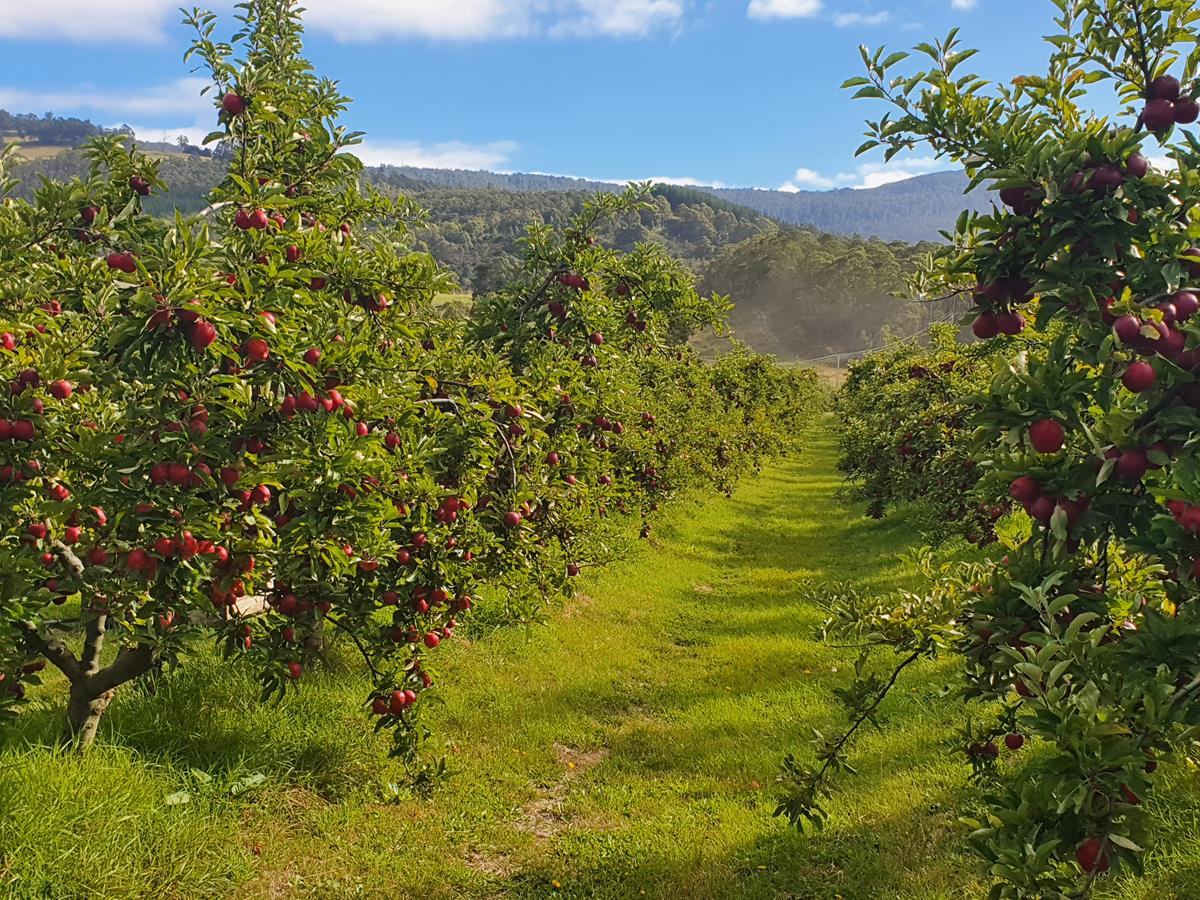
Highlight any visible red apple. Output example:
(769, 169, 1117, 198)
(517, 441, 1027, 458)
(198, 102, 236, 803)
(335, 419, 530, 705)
(972, 311, 999, 339)
(189, 320, 218, 350)
(221, 92, 246, 116)
(1122, 361, 1156, 393)
(1143, 98, 1177, 132)
(1150, 74, 1181, 101)
(1076, 837, 1109, 874)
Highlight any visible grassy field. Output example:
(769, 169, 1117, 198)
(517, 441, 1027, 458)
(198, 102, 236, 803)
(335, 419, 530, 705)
(3, 430, 1200, 898)
(0, 142, 70, 160)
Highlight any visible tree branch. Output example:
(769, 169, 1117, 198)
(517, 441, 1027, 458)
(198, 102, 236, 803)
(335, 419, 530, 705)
(17, 621, 83, 682)
(89, 645, 158, 695)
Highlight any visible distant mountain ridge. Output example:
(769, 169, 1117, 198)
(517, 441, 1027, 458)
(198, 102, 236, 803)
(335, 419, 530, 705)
(373, 165, 991, 242)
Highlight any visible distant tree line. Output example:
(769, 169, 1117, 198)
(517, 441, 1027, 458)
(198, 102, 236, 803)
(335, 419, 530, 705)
(699, 230, 964, 361)
(0, 110, 133, 147)
(6, 143, 946, 360)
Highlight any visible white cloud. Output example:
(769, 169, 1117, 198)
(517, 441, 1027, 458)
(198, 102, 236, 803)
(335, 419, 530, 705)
(0, 78, 210, 120)
(353, 139, 519, 170)
(832, 10, 890, 27)
(0, 0, 179, 42)
(747, 0, 823, 20)
(0, 77, 516, 170)
(258, 0, 684, 42)
(780, 167, 836, 190)
(950, 0, 978, 9)
(549, 0, 684, 38)
(776, 156, 948, 191)
(0, 0, 685, 43)
(301, 0, 530, 41)
(0, 77, 216, 147)
(646, 176, 728, 187)
(849, 157, 944, 188)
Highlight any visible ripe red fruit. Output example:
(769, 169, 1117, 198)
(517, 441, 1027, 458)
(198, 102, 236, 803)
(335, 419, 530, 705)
(423, 632, 441, 648)
(286, 244, 302, 263)
(1174, 291, 1199, 321)
(372, 697, 389, 716)
(567, 563, 581, 577)
(1004, 733, 1024, 751)
(503, 510, 523, 529)
(221, 91, 246, 116)
(106, 252, 137, 273)
(1115, 449, 1150, 482)
(1124, 152, 1149, 179)
(1091, 163, 1124, 193)
(1076, 837, 1109, 874)
(154, 537, 177, 558)
(1150, 74, 1181, 101)
(81, 205, 99, 224)
(63, 526, 82, 545)
(11, 420, 34, 442)
(251, 484, 272, 506)
(1122, 361, 1156, 393)
(128, 548, 153, 572)
(1144, 98, 1177, 132)
(999, 185, 1033, 208)
(129, 176, 151, 196)
(249, 208, 269, 230)
(1186, 247, 1200, 278)
(972, 311, 999, 339)
(243, 338, 270, 363)
(1029, 495, 1056, 523)
(588, 332, 605, 346)
(1120, 784, 1142, 806)
(546, 451, 561, 466)
(996, 311, 1025, 335)
(168, 463, 190, 487)
(87, 546, 109, 566)
(286, 661, 303, 680)
(1176, 97, 1200, 124)
(1029, 419, 1065, 454)
(48, 379, 73, 400)
(1, 333, 15, 351)
(303, 347, 321, 365)
(1112, 315, 1141, 343)
(189, 320, 218, 350)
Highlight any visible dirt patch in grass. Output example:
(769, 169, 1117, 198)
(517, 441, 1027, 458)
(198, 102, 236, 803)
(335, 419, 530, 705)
(515, 744, 610, 840)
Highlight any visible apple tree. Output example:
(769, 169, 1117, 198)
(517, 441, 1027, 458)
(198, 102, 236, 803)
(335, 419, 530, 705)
(778, 1, 1200, 895)
(0, 0, 815, 757)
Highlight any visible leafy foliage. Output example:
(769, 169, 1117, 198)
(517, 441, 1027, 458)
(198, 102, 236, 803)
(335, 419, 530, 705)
(780, 2, 1200, 896)
(0, 1, 819, 760)
(835, 324, 1013, 541)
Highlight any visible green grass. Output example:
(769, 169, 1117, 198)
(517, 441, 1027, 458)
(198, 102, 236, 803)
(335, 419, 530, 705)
(3, 428, 1200, 898)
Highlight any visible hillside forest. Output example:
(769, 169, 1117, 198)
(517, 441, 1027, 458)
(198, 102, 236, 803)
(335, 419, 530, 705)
(3, 121, 956, 360)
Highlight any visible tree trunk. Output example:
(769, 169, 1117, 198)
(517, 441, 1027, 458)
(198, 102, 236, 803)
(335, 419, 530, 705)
(22, 607, 157, 752)
(65, 683, 115, 751)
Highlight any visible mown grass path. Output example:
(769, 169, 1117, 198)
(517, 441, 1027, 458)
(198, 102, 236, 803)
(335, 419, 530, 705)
(11, 429, 1195, 898)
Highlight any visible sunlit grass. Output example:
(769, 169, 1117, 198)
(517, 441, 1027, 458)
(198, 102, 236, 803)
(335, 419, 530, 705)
(2, 428, 1198, 897)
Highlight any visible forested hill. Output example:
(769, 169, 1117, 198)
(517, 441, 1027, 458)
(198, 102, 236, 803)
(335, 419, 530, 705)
(6, 145, 959, 360)
(708, 171, 992, 243)
(5, 149, 776, 291)
(355, 165, 993, 243)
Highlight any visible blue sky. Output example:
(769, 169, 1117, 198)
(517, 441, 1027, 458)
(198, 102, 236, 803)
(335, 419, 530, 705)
(0, 1, 1052, 190)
